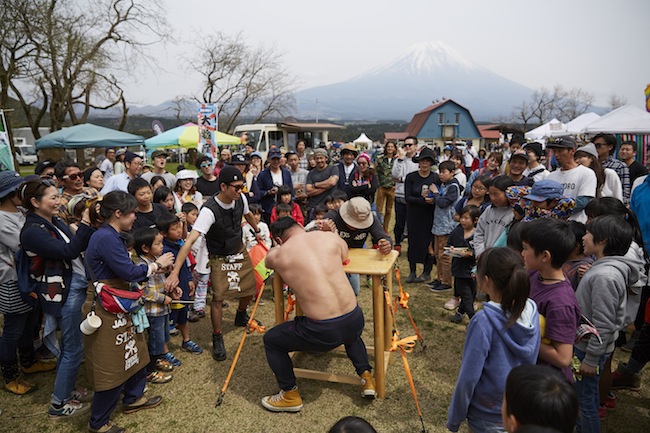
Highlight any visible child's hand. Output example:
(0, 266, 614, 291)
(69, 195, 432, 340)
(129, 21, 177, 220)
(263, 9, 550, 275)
(164, 296, 172, 306)
(176, 211, 186, 223)
(171, 286, 182, 300)
(188, 281, 195, 297)
(577, 264, 591, 277)
(158, 252, 175, 269)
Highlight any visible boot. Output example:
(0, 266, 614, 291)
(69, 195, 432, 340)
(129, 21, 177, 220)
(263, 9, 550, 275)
(261, 387, 303, 412)
(2, 361, 35, 395)
(611, 363, 642, 391)
(360, 371, 376, 398)
(212, 333, 227, 361)
(414, 272, 430, 283)
(406, 272, 417, 283)
(234, 309, 262, 328)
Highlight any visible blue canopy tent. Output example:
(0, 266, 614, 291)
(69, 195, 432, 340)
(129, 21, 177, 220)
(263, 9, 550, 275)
(35, 123, 145, 149)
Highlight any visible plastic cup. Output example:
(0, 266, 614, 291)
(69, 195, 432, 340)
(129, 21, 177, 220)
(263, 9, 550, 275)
(80, 311, 102, 335)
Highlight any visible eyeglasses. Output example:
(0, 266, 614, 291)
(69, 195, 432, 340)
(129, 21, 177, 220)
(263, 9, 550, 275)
(472, 185, 487, 191)
(594, 142, 607, 149)
(62, 172, 82, 181)
(229, 183, 244, 191)
(199, 162, 213, 168)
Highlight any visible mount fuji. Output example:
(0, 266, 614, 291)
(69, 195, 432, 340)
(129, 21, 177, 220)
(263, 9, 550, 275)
(295, 41, 534, 122)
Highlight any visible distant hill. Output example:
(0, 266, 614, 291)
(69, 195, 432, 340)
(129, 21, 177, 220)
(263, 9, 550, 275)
(295, 41, 534, 122)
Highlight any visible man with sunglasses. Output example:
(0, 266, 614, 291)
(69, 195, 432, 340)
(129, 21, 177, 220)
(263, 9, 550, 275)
(391, 136, 419, 253)
(54, 161, 96, 225)
(195, 155, 219, 198)
(141, 150, 177, 189)
(165, 165, 263, 362)
(100, 151, 143, 195)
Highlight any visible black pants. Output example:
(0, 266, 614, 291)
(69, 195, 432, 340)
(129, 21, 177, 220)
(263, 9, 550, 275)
(89, 367, 146, 430)
(455, 277, 476, 317)
(264, 306, 372, 390)
(394, 198, 407, 245)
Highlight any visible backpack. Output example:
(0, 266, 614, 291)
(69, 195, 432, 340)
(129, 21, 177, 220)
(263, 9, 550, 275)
(14, 247, 38, 308)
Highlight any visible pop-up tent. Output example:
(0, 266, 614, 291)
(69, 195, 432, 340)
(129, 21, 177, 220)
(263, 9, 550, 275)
(525, 119, 566, 141)
(548, 112, 601, 137)
(35, 123, 144, 149)
(144, 123, 241, 149)
(353, 133, 373, 149)
(583, 105, 650, 134)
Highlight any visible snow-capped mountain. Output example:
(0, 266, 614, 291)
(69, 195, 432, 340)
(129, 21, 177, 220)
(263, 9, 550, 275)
(295, 41, 534, 121)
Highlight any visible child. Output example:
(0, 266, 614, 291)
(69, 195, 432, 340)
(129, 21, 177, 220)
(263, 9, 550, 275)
(447, 205, 480, 323)
(129, 178, 170, 231)
(183, 202, 208, 322)
(275, 203, 292, 220)
(270, 185, 304, 226)
(520, 219, 582, 382)
(561, 221, 593, 291)
(153, 186, 175, 213)
(453, 175, 491, 222)
(502, 364, 578, 433)
(156, 213, 203, 358)
(428, 161, 461, 291)
(473, 175, 515, 258)
(304, 203, 329, 232)
(325, 190, 348, 211)
(447, 247, 540, 433)
(242, 203, 271, 250)
(133, 228, 175, 384)
(508, 179, 575, 222)
(574, 214, 641, 433)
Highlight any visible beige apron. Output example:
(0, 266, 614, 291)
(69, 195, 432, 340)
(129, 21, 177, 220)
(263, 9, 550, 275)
(82, 279, 149, 392)
(209, 246, 256, 300)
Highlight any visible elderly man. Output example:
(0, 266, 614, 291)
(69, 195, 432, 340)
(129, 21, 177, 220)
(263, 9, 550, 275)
(305, 148, 339, 220)
(260, 217, 376, 413)
(100, 151, 143, 194)
(141, 150, 176, 188)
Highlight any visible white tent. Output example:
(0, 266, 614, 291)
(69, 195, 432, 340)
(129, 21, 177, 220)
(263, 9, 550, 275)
(525, 118, 566, 141)
(548, 112, 601, 137)
(353, 133, 373, 149)
(583, 105, 650, 134)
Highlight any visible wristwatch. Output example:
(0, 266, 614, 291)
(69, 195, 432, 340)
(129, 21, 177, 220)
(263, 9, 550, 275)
(255, 228, 261, 234)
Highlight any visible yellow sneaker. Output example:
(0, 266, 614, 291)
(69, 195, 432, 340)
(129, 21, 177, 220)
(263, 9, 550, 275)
(360, 370, 376, 398)
(261, 387, 303, 412)
(5, 376, 36, 395)
(21, 361, 56, 374)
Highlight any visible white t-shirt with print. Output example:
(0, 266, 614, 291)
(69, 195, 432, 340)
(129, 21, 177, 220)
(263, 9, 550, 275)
(547, 164, 596, 223)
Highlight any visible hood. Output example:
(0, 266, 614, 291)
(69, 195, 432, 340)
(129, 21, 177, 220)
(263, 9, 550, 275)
(594, 255, 642, 288)
(482, 299, 540, 360)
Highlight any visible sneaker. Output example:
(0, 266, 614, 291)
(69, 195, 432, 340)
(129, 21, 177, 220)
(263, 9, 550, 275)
(598, 405, 607, 420)
(70, 387, 94, 403)
(444, 297, 461, 310)
(405, 273, 417, 284)
(21, 360, 56, 374)
(430, 283, 452, 292)
(604, 392, 616, 409)
(261, 387, 303, 412)
(188, 311, 200, 323)
(212, 333, 227, 361)
(123, 395, 163, 414)
(181, 340, 203, 355)
(169, 326, 179, 336)
(146, 371, 172, 384)
(88, 421, 125, 433)
(161, 352, 182, 367)
(4, 376, 36, 395)
(48, 399, 91, 420)
(197, 310, 206, 318)
(426, 279, 441, 288)
(155, 358, 174, 372)
(450, 311, 464, 324)
(360, 371, 376, 399)
(611, 363, 642, 391)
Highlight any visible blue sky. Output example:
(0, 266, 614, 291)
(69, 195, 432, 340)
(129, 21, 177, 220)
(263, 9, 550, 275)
(127, 0, 650, 110)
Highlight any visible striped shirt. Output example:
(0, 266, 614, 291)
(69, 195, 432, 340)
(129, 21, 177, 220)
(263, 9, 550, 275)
(602, 156, 631, 204)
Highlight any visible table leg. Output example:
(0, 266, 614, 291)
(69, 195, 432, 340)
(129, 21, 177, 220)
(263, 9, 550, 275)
(372, 275, 385, 398)
(273, 273, 284, 325)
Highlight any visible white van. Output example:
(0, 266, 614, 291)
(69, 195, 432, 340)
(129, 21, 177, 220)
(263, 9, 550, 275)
(14, 139, 38, 165)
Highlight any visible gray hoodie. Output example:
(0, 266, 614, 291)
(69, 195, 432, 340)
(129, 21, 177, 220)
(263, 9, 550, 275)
(575, 255, 642, 366)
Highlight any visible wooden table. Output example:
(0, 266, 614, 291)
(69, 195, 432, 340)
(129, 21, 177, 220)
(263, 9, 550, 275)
(272, 248, 399, 398)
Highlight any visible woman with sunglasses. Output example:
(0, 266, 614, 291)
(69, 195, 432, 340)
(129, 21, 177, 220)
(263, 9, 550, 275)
(18, 179, 96, 419)
(83, 191, 174, 433)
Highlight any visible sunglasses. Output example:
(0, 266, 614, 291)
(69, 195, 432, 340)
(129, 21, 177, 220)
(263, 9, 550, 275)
(18, 178, 57, 200)
(229, 183, 244, 191)
(199, 162, 213, 168)
(62, 172, 82, 181)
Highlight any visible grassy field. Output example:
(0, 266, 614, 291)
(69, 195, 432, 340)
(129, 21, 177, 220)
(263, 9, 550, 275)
(1, 250, 648, 433)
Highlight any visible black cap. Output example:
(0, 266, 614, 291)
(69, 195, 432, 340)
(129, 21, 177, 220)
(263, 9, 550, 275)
(218, 165, 243, 186)
(523, 142, 543, 158)
(547, 137, 577, 150)
(35, 160, 55, 176)
(230, 154, 250, 165)
(123, 151, 140, 163)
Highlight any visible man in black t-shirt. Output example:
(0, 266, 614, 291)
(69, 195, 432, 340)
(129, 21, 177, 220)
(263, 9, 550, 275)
(195, 155, 220, 198)
(305, 148, 339, 219)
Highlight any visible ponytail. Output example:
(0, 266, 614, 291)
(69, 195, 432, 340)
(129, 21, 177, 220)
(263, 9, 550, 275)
(477, 247, 530, 326)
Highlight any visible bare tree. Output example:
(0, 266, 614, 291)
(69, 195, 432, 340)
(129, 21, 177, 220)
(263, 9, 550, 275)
(1, 0, 169, 138)
(511, 85, 594, 128)
(191, 32, 296, 132)
(554, 87, 594, 121)
(608, 94, 628, 110)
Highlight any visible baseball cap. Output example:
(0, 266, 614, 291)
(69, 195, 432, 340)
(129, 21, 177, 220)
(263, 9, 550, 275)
(339, 197, 373, 229)
(115, 148, 127, 156)
(547, 137, 577, 150)
(509, 150, 529, 162)
(218, 165, 243, 186)
(123, 151, 140, 163)
(35, 160, 55, 176)
(151, 150, 169, 159)
(523, 179, 564, 202)
(231, 154, 250, 165)
(268, 147, 282, 159)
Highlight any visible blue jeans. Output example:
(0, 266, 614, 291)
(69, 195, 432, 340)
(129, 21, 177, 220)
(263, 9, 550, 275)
(573, 348, 609, 433)
(51, 272, 87, 405)
(0, 308, 39, 364)
(147, 315, 169, 357)
(347, 273, 360, 296)
(466, 417, 506, 433)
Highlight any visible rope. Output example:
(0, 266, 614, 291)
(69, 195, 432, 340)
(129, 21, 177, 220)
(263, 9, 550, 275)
(392, 267, 426, 349)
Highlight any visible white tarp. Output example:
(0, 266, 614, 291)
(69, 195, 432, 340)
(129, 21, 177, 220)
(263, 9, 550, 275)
(583, 105, 650, 134)
(353, 133, 373, 146)
(548, 112, 601, 137)
(525, 118, 566, 140)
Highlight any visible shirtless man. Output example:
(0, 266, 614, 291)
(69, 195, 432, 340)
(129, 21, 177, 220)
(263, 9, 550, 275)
(260, 217, 375, 412)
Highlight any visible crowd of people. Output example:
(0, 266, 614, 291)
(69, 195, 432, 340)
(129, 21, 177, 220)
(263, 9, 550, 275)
(0, 131, 648, 433)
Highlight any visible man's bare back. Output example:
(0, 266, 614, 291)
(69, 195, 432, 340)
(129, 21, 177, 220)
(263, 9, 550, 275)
(265, 229, 357, 321)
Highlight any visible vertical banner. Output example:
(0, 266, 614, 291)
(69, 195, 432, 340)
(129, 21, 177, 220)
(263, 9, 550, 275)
(645, 83, 650, 112)
(0, 110, 15, 171)
(198, 104, 217, 165)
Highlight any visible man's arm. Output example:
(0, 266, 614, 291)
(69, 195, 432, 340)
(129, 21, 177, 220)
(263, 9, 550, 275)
(165, 229, 201, 291)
